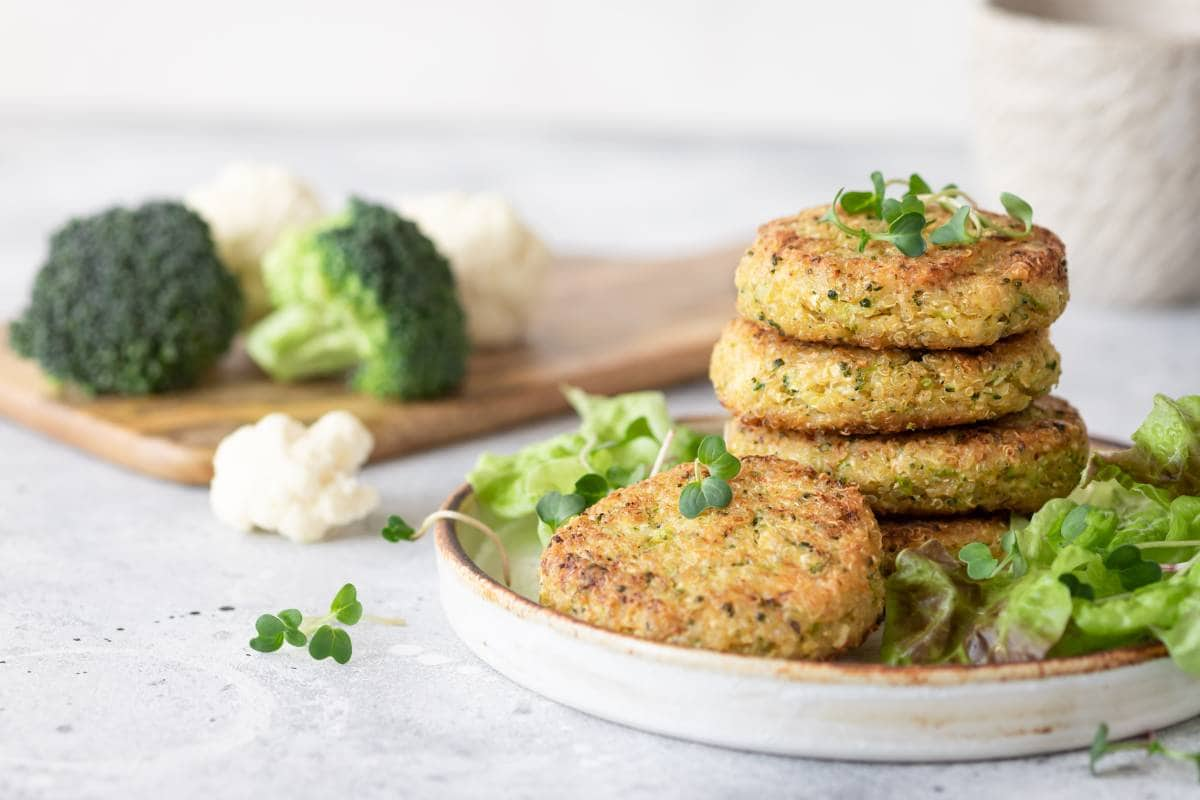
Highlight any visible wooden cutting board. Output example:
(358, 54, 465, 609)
(0, 248, 740, 485)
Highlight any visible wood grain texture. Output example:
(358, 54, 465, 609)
(0, 248, 740, 485)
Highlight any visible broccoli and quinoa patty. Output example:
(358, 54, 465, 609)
(725, 396, 1087, 516)
(710, 318, 1060, 434)
(735, 205, 1068, 350)
(539, 456, 884, 659)
(878, 515, 1009, 574)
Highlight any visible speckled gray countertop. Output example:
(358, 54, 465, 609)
(2, 118, 1198, 799)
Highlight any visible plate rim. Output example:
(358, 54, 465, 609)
(433, 418, 1169, 688)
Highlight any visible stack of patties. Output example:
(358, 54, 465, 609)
(711, 204, 1088, 569)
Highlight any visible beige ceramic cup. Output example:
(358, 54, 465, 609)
(970, 0, 1200, 305)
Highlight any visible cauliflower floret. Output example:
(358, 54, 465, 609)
(186, 163, 325, 324)
(397, 191, 550, 349)
(210, 410, 379, 543)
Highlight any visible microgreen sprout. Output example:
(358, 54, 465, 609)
(382, 511, 513, 586)
(537, 489, 588, 532)
(1090, 723, 1200, 782)
(958, 529, 1026, 580)
(535, 428, 678, 537)
(249, 583, 363, 665)
(821, 172, 1034, 256)
(678, 435, 741, 519)
(1103, 544, 1165, 591)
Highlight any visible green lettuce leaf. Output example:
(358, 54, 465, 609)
(466, 386, 699, 545)
(1092, 394, 1200, 498)
(883, 394, 1200, 675)
(881, 542, 985, 665)
(965, 572, 1073, 663)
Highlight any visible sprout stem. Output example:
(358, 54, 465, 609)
(578, 433, 598, 470)
(411, 511, 512, 586)
(649, 428, 675, 477)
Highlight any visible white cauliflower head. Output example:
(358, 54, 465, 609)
(186, 162, 325, 324)
(397, 191, 550, 349)
(210, 410, 379, 543)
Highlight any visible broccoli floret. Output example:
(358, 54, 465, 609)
(246, 197, 469, 399)
(10, 201, 242, 395)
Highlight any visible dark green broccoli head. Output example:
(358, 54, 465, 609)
(10, 201, 242, 395)
(246, 197, 469, 399)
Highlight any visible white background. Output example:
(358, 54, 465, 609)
(0, 0, 970, 137)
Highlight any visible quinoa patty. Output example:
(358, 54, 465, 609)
(710, 318, 1061, 434)
(879, 515, 1009, 574)
(725, 396, 1087, 516)
(735, 205, 1068, 350)
(539, 456, 884, 659)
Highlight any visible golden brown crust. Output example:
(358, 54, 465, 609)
(879, 514, 1009, 574)
(710, 318, 1061, 434)
(735, 205, 1068, 349)
(538, 456, 884, 659)
(724, 396, 1087, 515)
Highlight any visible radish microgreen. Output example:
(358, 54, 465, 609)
(382, 510, 513, 586)
(1090, 723, 1200, 782)
(821, 172, 1034, 256)
(679, 435, 741, 519)
(958, 529, 1027, 580)
(249, 583, 363, 665)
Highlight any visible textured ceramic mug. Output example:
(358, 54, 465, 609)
(970, 0, 1200, 306)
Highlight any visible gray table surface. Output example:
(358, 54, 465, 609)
(2, 118, 1199, 799)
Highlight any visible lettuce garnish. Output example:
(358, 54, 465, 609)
(467, 386, 701, 546)
(882, 394, 1200, 675)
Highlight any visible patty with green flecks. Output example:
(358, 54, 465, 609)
(710, 318, 1060, 434)
(735, 204, 1068, 350)
(725, 396, 1087, 515)
(539, 456, 884, 659)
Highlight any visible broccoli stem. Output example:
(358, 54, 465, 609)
(246, 304, 369, 382)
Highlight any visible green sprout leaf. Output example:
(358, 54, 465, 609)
(536, 491, 587, 533)
(249, 614, 286, 653)
(839, 190, 876, 215)
(277, 608, 307, 646)
(824, 174, 1035, 254)
(930, 205, 977, 246)
(909, 173, 932, 195)
(1104, 545, 1164, 591)
(707, 452, 742, 481)
(882, 211, 928, 257)
(1090, 722, 1200, 781)
(250, 584, 367, 665)
(381, 514, 416, 543)
(1000, 192, 1033, 234)
(869, 171, 886, 218)
(959, 541, 1000, 580)
(308, 624, 334, 660)
(679, 481, 708, 519)
(331, 584, 363, 626)
(881, 193, 925, 225)
(700, 476, 733, 509)
(330, 628, 353, 665)
(1119, 560, 1163, 591)
(278, 608, 303, 629)
(1059, 573, 1096, 601)
(679, 435, 740, 518)
(1089, 723, 1111, 775)
(573, 473, 610, 506)
(697, 435, 727, 464)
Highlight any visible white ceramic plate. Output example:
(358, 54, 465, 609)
(433, 419, 1200, 760)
